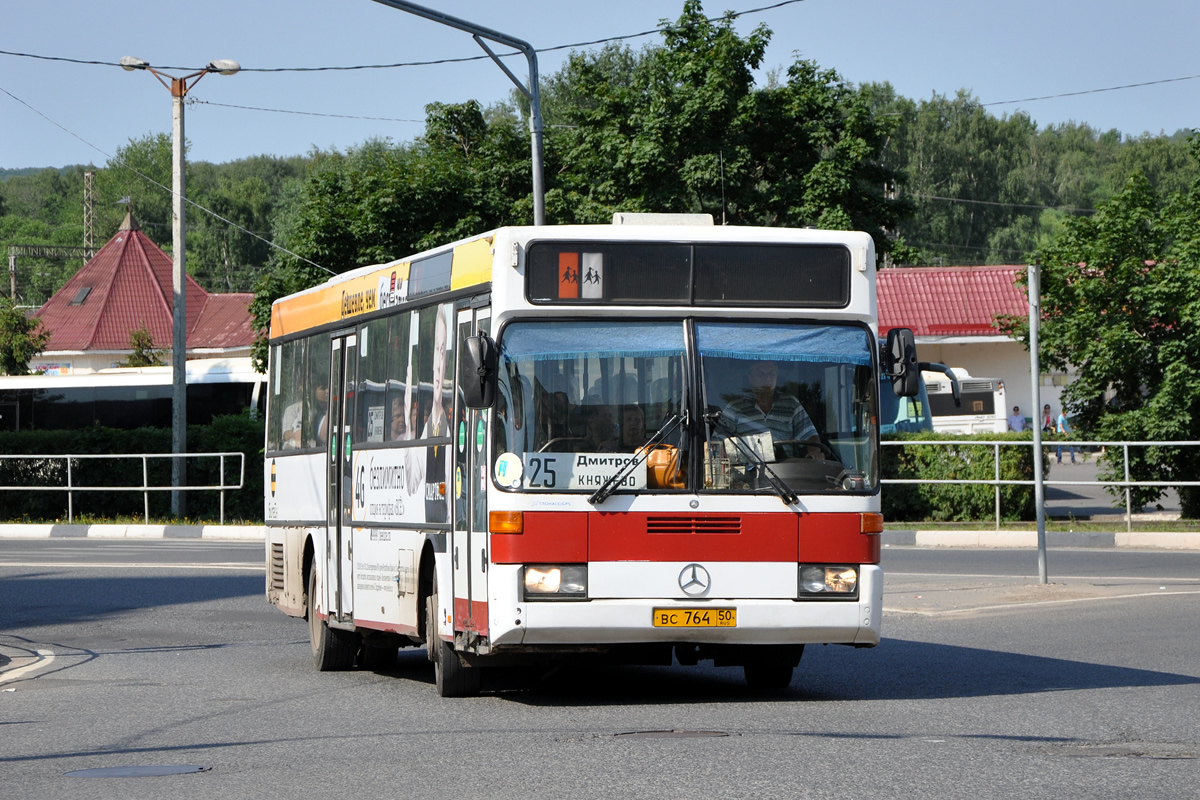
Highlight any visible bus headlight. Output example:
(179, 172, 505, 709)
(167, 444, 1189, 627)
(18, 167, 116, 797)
(523, 565, 588, 599)
(799, 565, 858, 595)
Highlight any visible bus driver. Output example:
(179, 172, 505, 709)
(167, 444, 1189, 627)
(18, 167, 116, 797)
(721, 360, 820, 456)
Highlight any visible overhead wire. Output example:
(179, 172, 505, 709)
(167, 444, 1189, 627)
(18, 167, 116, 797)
(0, 84, 335, 276)
(0, 1, 807, 73)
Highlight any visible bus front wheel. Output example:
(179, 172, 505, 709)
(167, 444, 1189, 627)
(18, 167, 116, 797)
(425, 574, 480, 697)
(308, 567, 356, 671)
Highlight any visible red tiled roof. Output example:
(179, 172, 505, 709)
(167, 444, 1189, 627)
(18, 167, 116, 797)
(191, 293, 255, 348)
(34, 215, 253, 352)
(878, 265, 1028, 336)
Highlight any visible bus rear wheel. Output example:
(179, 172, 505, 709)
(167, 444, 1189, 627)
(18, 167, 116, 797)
(308, 567, 356, 671)
(425, 574, 480, 697)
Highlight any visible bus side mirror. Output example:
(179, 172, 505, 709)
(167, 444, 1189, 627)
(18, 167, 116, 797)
(884, 328, 919, 397)
(461, 333, 498, 409)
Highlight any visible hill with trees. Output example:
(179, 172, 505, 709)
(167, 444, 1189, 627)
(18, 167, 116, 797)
(1, 1, 1195, 309)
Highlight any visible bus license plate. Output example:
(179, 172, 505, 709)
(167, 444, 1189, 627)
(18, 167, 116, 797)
(652, 608, 736, 627)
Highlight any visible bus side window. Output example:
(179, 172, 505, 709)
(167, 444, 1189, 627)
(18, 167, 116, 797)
(307, 340, 331, 448)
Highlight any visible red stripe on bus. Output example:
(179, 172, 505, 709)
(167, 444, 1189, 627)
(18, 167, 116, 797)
(355, 619, 420, 637)
(588, 512, 797, 562)
(491, 511, 588, 564)
(490, 511, 879, 565)
(452, 597, 490, 636)
(800, 513, 880, 564)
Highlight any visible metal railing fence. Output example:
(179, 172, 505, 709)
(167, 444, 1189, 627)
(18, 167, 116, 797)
(0, 452, 246, 524)
(882, 439, 1200, 530)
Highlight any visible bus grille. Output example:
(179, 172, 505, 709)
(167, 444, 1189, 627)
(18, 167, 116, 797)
(646, 516, 741, 535)
(270, 542, 285, 591)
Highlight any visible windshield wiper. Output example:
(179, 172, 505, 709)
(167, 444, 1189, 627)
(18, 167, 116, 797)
(705, 410, 798, 505)
(588, 411, 686, 505)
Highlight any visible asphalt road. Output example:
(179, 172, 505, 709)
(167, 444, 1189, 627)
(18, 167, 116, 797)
(2, 540, 1198, 799)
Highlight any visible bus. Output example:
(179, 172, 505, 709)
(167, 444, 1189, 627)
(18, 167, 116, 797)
(264, 216, 918, 695)
(0, 357, 265, 432)
(878, 360, 957, 434)
(923, 367, 1006, 434)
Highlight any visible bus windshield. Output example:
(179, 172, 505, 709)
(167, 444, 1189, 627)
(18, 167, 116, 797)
(491, 319, 877, 495)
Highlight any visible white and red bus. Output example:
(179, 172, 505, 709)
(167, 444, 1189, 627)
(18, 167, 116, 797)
(264, 215, 917, 695)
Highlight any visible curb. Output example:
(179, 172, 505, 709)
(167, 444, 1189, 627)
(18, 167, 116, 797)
(884, 529, 1200, 551)
(0, 524, 265, 541)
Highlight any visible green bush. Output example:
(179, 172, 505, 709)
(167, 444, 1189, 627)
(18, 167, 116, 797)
(0, 413, 265, 523)
(881, 432, 1048, 522)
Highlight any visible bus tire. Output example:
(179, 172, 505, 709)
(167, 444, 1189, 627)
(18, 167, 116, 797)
(308, 566, 356, 671)
(426, 574, 480, 698)
(743, 661, 794, 690)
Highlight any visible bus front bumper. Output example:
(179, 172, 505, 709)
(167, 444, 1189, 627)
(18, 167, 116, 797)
(492, 565, 883, 649)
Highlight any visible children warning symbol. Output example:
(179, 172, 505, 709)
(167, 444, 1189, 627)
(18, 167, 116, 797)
(581, 253, 603, 299)
(558, 252, 579, 299)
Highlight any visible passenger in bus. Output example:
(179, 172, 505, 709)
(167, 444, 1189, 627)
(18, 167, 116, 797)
(599, 405, 646, 452)
(282, 380, 328, 449)
(721, 360, 820, 455)
(313, 384, 330, 447)
(533, 388, 571, 449)
(281, 395, 304, 449)
(389, 395, 413, 441)
(581, 403, 618, 452)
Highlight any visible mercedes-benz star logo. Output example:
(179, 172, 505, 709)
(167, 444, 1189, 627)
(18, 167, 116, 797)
(678, 563, 711, 597)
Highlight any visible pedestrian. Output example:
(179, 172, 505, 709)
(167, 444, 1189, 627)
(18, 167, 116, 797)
(1056, 408, 1076, 464)
(1007, 405, 1026, 432)
(1041, 404, 1054, 433)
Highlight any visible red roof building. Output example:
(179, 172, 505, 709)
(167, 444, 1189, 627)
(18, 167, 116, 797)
(876, 264, 1069, 418)
(31, 213, 254, 374)
(878, 265, 1027, 337)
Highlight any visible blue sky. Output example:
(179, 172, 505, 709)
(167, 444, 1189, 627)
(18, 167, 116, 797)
(3, 0, 1198, 170)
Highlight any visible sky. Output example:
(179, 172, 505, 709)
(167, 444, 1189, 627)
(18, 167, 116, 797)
(2, 0, 1199, 170)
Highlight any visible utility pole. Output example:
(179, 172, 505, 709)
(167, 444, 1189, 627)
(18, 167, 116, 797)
(1029, 263, 1048, 583)
(83, 171, 96, 265)
(121, 55, 240, 517)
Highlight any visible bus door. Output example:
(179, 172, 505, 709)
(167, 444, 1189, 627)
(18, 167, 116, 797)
(326, 334, 357, 623)
(452, 307, 491, 643)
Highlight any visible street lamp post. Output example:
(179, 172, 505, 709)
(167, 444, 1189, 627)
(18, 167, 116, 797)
(368, 0, 546, 225)
(121, 56, 240, 517)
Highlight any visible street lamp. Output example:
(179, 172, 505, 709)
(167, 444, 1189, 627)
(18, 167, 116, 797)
(122, 55, 240, 517)
(368, 0, 546, 225)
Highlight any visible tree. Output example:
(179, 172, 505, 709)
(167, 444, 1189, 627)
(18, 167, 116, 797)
(546, 2, 909, 256)
(0, 296, 50, 375)
(119, 325, 163, 367)
(1003, 137, 1200, 516)
(96, 133, 176, 248)
(248, 105, 530, 369)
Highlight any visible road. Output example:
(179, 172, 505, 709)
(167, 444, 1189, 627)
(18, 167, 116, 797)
(2, 539, 1198, 799)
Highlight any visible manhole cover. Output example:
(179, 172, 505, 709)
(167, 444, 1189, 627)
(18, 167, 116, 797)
(65, 765, 212, 778)
(616, 730, 729, 739)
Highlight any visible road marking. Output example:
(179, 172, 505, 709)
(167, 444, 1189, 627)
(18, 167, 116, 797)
(885, 589, 1200, 616)
(0, 648, 55, 685)
(889, 571, 1200, 584)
